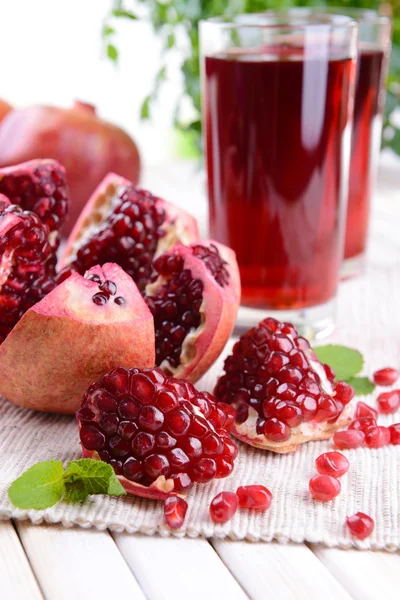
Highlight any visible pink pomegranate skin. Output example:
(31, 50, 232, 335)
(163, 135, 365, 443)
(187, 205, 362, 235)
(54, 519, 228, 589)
(0, 263, 154, 414)
(0, 102, 141, 233)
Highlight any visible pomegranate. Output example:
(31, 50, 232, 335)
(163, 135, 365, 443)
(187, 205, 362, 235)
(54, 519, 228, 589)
(164, 495, 188, 529)
(377, 390, 400, 414)
(389, 423, 400, 445)
(214, 318, 353, 453)
(0, 159, 69, 244)
(354, 401, 377, 420)
(0, 201, 56, 343)
(309, 475, 341, 502)
(0, 102, 141, 233)
(348, 417, 377, 434)
(315, 452, 349, 478)
(373, 367, 399, 386)
(0, 99, 12, 122)
(365, 426, 390, 449)
(77, 368, 238, 499)
(333, 430, 365, 449)
(145, 241, 240, 382)
(0, 263, 154, 413)
(346, 512, 374, 540)
(209, 492, 238, 523)
(236, 485, 272, 510)
(61, 173, 199, 293)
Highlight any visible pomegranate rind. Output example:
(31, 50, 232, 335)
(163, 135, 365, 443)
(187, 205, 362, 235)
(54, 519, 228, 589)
(0, 263, 155, 414)
(60, 173, 200, 268)
(147, 240, 241, 383)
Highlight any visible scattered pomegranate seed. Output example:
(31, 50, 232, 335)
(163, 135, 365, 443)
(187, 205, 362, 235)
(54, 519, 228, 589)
(236, 485, 272, 511)
(164, 495, 188, 529)
(365, 426, 390, 449)
(373, 367, 399, 387)
(348, 417, 377, 434)
(389, 423, 400, 445)
(309, 475, 341, 502)
(377, 390, 400, 414)
(346, 512, 374, 540)
(334, 381, 355, 404)
(315, 452, 349, 478)
(354, 401, 378, 420)
(209, 491, 238, 523)
(333, 429, 365, 449)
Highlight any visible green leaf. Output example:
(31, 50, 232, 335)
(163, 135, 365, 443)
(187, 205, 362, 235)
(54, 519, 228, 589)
(103, 25, 115, 37)
(314, 345, 363, 381)
(107, 43, 118, 63)
(8, 461, 65, 510)
(166, 32, 175, 49)
(64, 459, 118, 499)
(112, 9, 138, 20)
(346, 376, 376, 397)
(107, 473, 126, 497)
(140, 96, 151, 120)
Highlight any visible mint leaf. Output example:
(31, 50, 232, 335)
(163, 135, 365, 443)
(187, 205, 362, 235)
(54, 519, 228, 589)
(140, 96, 151, 120)
(107, 473, 126, 497)
(8, 461, 65, 510)
(64, 459, 114, 497)
(314, 345, 363, 381)
(346, 376, 376, 396)
(107, 43, 118, 63)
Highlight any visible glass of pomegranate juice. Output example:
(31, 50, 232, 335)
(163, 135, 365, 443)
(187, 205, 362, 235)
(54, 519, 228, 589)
(200, 14, 357, 338)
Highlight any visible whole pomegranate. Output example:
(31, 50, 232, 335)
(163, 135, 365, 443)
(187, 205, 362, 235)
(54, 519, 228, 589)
(0, 99, 12, 123)
(0, 102, 140, 233)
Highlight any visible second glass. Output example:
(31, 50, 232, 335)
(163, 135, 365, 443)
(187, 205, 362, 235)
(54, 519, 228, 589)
(200, 13, 357, 337)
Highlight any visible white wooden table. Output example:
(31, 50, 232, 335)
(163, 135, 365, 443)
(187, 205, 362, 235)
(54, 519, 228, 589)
(1, 156, 400, 600)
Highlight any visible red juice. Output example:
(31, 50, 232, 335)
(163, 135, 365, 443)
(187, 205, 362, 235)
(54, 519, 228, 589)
(205, 50, 354, 309)
(344, 47, 385, 260)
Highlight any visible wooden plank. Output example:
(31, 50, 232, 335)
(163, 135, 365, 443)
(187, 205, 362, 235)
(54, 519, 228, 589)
(212, 539, 353, 600)
(310, 545, 400, 600)
(113, 533, 249, 600)
(0, 521, 43, 600)
(16, 522, 145, 600)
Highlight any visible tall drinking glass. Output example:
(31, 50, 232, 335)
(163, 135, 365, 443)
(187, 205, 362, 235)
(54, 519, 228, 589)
(200, 14, 357, 338)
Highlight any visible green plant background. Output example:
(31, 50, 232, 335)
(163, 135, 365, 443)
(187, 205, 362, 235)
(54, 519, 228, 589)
(104, 0, 400, 156)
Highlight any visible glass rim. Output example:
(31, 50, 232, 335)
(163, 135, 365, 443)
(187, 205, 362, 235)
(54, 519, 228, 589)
(289, 7, 391, 27)
(200, 12, 358, 32)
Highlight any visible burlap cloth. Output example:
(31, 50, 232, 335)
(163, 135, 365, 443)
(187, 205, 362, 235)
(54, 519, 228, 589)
(1, 264, 400, 550)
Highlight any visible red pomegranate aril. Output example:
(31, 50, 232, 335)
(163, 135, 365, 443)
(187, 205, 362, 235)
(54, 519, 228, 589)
(164, 495, 188, 529)
(138, 405, 164, 432)
(132, 431, 155, 457)
(333, 429, 365, 449)
(155, 390, 179, 413)
(297, 394, 317, 421)
(118, 398, 140, 420)
(190, 458, 217, 483)
(167, 409, 191, 436)
(377, 390, 400, 415)
(79, 424, 106, 450)
(168, 447, 190, 471)
(215, 456, 234, 477)
(99, 413, 119, 435)
(123, 457, 143, 482)
(315, 452, 349, 478)
(348, 417, 377, 434)
(263, 418, 290, 442)
(373, 367, 399, 387)
(346, 512, 374, 540)
(237, 485, 272, 510)
(309, 475, 341, 502)
(334, 381, 355, 405)
(389, 423, 400, 445)
(222, 437, 239, 459)
(155, 431, 176, 450)
(355, 402, 378, 420)
(202, 433, 223, 456)
(274, 401, 302, 427)
(118, 420, 138, 440)
(92, 389, 118, 413)
(143, 453, 171, 479)
(130, 373, 156, 404)
(210, 491, 238, 523)
(315, 396, 340, 423)
(171, 472, 192, 492)
(365, 426, 390, 449)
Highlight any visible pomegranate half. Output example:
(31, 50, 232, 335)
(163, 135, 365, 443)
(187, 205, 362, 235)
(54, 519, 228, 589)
(60, 173, 199, 292)
(77, 367, 238, 499)
(0, 263, 154, 414)
(214, 317, 354, 453)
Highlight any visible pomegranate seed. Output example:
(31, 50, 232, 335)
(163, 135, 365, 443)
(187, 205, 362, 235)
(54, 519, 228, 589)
(377, 390, 400, 414)
(309, 475, 341, 502)
(170, 472, 192, 492)
(373, 367, 399, 387)
(333, 429, 365, 449)
(348, 417, 377, 434)
(334, 381, 355, 405)
(209, 491, 238, 523)
(263, 418, 290, 442)
(389, 423, 400, 445)
(315, 395, 340, 423)
(236, 485, 272, 510)
(315, 452, 349, 478)
(346, 512, 374, 540)
(164, 495, 188, 529)
(365, 426, 390, 449)
(355, 401, 378, 420)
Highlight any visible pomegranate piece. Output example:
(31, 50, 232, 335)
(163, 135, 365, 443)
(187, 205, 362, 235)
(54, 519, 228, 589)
(389, 423, 400, 445)
(61, 173, 199, 293)
(355, 401, 378, 420)
(164, 495, 188, 529)
(214, 317, 353, 453)
(373, 367, 399, 386)
(236, 485, 272, 510)
(348, 417, 377, 434)
(315, 452, 349, 478)
(0, 263, 154, 413)
(333, 429, 365, 449)
(377, 390, 400, 414)
(209, 491, 239, 523)
(0, 159, 69, 239)
(77, 368, 238, 499)
(365, 426, 390, 449)
(0, 202, 57, 343)
(346, 512, 374, 540)
(145, 240, 240, 382)
(309, 475, 341, 502)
